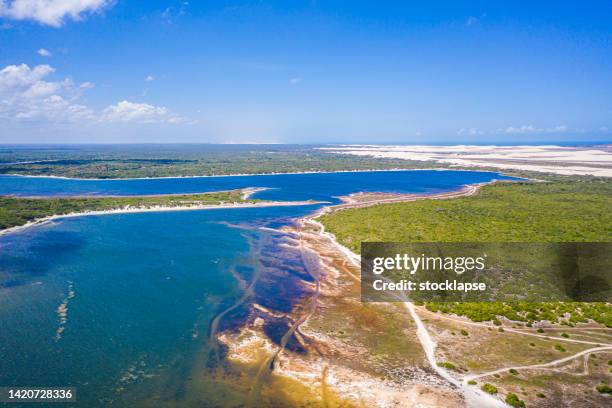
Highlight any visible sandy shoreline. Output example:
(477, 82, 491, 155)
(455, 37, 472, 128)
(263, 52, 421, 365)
(0, 199, 323, 237)
(311, 181, 490, 219)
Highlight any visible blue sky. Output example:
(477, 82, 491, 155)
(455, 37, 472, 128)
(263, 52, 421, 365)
(0, 0, 611, 144)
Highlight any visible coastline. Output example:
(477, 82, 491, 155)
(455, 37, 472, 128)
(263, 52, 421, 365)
(313, 181, 490, 218)
(0, 199, 323, 238)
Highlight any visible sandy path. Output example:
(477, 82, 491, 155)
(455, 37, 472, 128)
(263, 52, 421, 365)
(464, 346, 612, 381)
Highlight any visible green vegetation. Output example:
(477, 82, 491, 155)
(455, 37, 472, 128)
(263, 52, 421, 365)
(0, 190, 246, 230)
(321, 180, 612, 247)
(460, 329, 469, 336)
(0, 145, 441, 178)
(561, 332, 569, 338)
(595, 384, 611, 394)
(505, 392, 526, 407)
(321, 179, 612, 326)
(424, 302, 611, 327)
(481, 383, 498, 394)
(467, 380, 477, 385)
(437, 362, 457, 371)
(535, 392, 546, 398)
(509, 368, 519, 375)
(554, 344, 566, 352)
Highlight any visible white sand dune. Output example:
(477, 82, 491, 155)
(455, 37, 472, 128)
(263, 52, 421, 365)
(319, 145, 612, 177)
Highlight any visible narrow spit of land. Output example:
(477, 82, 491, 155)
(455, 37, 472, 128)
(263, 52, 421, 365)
(0, 188, 322, 235)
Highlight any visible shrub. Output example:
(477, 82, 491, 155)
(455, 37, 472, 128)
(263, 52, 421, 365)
(529, 342, 536, 347)
(481, 383, 498, 394)
(461, 329, 469, 336)
(596, 384, 612, 394)
(536, 392, 546, 398)
(468, 380, 477, 385)
(554, 344, 566, 352)
(537, 328, 544, 333)
(438, 362, 456, 370)
(509, 368, 518, 375)
(505, 393, 525, 408)
(561, 332, 569, 338)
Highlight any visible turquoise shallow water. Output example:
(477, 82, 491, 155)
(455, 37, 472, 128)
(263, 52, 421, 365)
(0, 170, 517, 407)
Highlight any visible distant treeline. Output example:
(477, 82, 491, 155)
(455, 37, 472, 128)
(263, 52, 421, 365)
(0, 145, 443, 178)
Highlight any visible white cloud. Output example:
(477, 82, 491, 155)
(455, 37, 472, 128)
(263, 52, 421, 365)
(0, 63, 187, 126)
(37, 47, 51, 57)
(160, 1, 188, 23)
(457, 127, 484, 136)
(0, 0, 113, 27)
(465, 16, 479, 27)
(0, 63, 53, 89)
(457, 124, 570, 136)
(501, 125, 568, 134)
(102, 100, 182, 123)
(289, 77, 302, 85)
(145, 74, 154, 82)
(0, 63, 94, 122)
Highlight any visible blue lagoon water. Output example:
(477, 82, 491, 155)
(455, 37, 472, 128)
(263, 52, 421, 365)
(0, 170, 516, 407)
(0, 170, 509, 203)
